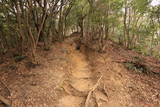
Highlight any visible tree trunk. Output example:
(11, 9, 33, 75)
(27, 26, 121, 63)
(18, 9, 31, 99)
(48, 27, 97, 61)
(123, 1, 128, 47)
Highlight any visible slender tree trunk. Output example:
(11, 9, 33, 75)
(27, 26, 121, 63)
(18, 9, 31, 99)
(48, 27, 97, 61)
(123, 0, 128, 47)
(15, 2, 24, 54)
(127, 7, 131, 48)
(105, 0, 110, 40)
(58, 0, 64, 40)
(79, 17, 84, 38)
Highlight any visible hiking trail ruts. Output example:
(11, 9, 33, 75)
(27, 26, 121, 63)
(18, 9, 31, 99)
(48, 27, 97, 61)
(58, 41, 106, 107)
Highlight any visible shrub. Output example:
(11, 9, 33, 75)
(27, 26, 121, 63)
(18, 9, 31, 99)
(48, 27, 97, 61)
(124, 56, 150, 73)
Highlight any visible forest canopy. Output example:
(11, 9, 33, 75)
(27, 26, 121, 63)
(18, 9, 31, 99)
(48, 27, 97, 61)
(0, 0, 160, 59)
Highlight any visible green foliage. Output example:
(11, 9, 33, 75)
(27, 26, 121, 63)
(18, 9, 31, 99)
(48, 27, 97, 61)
(124, 62, 138, 71)
(124, 57, 151, 73)
(65, 0, 90, 29)
(124, 62, 149, 73)
(0, 0, 160, 60)
(14, 55, 27, 62)
(132, 0, 151, 13)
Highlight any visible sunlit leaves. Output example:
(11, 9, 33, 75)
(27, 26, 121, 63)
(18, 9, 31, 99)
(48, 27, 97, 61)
(132, 0, 151, 13)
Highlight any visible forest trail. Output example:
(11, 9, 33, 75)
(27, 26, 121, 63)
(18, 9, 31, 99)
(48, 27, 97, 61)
(58, 41, 95, 107)
(0, 38, 160, 107)
(1, 0, 160, 106)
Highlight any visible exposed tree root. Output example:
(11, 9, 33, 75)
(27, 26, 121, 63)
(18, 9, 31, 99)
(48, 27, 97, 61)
(0, 81, 11, 106)
(85, 75, 103, 107)
(62, 82, 88, 97)
(0, 95, 11, 106)
(103, 84, 109, 98)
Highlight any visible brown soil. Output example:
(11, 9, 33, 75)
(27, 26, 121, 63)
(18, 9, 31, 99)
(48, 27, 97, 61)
(0, 38, 160, 107)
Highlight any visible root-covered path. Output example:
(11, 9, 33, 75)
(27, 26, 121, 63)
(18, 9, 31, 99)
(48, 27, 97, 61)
(58, 40, 107, 107)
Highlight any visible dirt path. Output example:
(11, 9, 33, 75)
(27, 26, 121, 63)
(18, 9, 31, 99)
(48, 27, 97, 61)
(0, 40, 108, 107)
(57, 41, 107, 107)
(0, 39, 160, 107)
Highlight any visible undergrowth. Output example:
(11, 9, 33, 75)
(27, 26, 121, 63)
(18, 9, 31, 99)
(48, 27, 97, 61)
(14, 55, 27, 62)
(124, 56, 151, 74)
